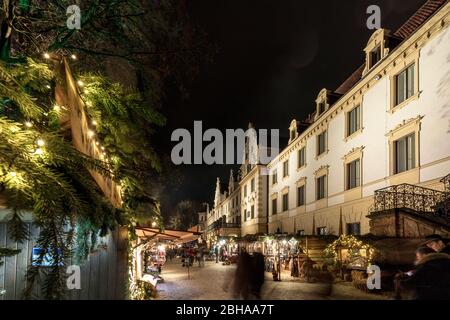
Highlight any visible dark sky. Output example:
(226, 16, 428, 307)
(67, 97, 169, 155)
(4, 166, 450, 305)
(157, 0, 427, 216)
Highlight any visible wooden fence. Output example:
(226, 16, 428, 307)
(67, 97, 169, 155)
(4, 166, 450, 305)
(0, 222, 128, 300)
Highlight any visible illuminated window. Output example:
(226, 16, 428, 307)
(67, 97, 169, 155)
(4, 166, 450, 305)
(347, 105, 361, 137)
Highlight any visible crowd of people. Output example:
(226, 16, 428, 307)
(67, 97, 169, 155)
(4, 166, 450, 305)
(395, 234, 450, 300)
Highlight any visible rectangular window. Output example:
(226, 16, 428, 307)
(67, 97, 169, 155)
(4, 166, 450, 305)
(272, 198, 277, 215)
(244, 185, 247, 198)
(272, 169, 278, 185)
(283, 160, 289, 177)
(298, 147, 306, 168)
(346, 223, 361, 235)
(282, 193, 289, 212)
(347, 105, 361, 137)
(346, 159, 361, 190)
(394, 133, 415, 174)
(317, 131, 327, 156)
(316, 175, 326, 200)
(317, 227, 328, 236)
(250, 205, 255, 219)
(298, 230, 305, 236)
(250, 178, 255, 193)
(297, 185, 305, 207)
(370, 46, 381, 68)
(396, 64, 415, 105)
(318, 102, 326, 115)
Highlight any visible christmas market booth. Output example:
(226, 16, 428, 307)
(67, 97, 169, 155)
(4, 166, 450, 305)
(238, 233, 337, 282)
(212, 236, 239, 264)
(129, 227, 201, 299)
(323, 235, 424, 292)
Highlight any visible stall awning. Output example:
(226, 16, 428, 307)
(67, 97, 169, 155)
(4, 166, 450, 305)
(135, 227, 201, 243)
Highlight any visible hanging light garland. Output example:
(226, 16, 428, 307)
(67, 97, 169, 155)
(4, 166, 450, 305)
(323, 235, 375, 265)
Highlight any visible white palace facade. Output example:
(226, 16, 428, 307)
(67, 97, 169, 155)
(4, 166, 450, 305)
(204, 0, 450, 243)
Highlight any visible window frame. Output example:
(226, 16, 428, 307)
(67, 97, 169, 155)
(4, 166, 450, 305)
(283, 160, 289, 178)
(297, 185, 305, 207)
(282, 192, 289, 212)
(298, 147, 306, 169)
(346, 158, 361, 190)
(316, 175, 327, 200)
(346, 105, 361, 137)
(389, 51, 420, 113)
(271, 197, 277, 215)
(272, 169, 278, 185)
(317, 131, 327, 157)
(394, 133, 416, 174)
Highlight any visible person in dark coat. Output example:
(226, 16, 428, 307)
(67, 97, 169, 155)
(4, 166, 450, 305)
(250, 250, 265, 299)
(423, 234, 450, 255)
(233, 250, 251, 299)
(398, 249, 450, 300)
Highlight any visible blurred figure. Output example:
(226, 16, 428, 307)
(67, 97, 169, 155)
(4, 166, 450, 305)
(397, 246, 450, 300)
(232, 249, 251, 299)
(250, 248, 265, 299)
(215, 246, 219, 263)
(423, 234, 450, 255)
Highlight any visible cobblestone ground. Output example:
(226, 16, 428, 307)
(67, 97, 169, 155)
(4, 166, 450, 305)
(156, 258, 387, 300)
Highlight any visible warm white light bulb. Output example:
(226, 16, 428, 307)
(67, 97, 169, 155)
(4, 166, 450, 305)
(87, 130, 94, 138)
(77, 80, 84, 87)
(71, 54, 77, 60)
(92, 120, 98, 126)
(101, 146, 105, 151)
(9, 172, 17, 177)
(24, 121, 32, 128)
(34, 148, 44, 156)
(37, 139, 45, 147)
(43, 53, 50, 59)
(53, 105, 61, 112)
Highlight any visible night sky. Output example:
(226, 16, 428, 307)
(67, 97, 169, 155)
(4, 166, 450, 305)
(157, 0, 427, 215)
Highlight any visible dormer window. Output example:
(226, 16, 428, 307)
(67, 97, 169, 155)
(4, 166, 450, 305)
(288, 120, 299, 144)
(363, 29, 398, 75)
(369, 46, 382, 68)
(318, 102, 326, 115)
(315, 89, 330, 120)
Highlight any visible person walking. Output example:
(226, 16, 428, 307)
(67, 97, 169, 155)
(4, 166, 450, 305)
(215, 245, 219, 263)
(233, 250, 251, 299)
(397, 246, 450, 300)
(250, 249, 265, 299)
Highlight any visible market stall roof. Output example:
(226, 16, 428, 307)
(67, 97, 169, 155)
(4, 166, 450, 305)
(135, 227, 201, 243)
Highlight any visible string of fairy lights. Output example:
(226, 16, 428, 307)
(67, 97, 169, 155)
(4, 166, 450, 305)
(7, 52, 125, 205)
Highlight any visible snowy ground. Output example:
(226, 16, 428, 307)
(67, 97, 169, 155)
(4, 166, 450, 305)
(155, 258, 387, 300)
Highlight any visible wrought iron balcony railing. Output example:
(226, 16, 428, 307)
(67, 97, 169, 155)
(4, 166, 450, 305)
(372, 183, 447, 215)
